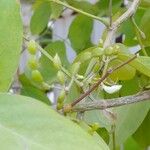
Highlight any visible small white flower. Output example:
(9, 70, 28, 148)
(102, 84, 122, 94)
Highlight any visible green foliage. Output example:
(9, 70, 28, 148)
(109, 59, 136, 80)
(68, 15, 93, 53)
(0, 0, 22, 92)
(30, 2, 51, 34)
(1, 0, 150, 149)
(19, 74, 51, 105)
(140, 9, 150, 46)
(39, 41, 69, 83)
(0, 93, 109, 150)
(133, 111, 150, 148)
(118, 54, 150, 77)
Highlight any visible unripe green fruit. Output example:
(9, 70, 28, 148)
(57, 90, 66, 103)
(28, 57, 39, 70)
(57, 102, 64, 110)
(42, 82, 51, 90)
(57, 71, 65, 84)
(93, 63, 100, 73)
(27, 40, 37, 55)
(53, 54, 62, 70)
(31, 70, 43, 83)
(104, 45, 119, 56)
(104, 47, 114, 56)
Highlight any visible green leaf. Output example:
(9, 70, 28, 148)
(73, 46, 103, 63)
(133, 111, 150, 149)
(140, 9, 150, 46)
(39, 41, 69, 83)
(19, 74, 51, 105)
(0, 0, 23, 92)
(96, 0, 122, 16)
(65, 0, 100, 15)
(114, 101, 150, 145)
(50, 2, 63, 19)
(0, 93, 109, 150)
(124, 137, 141, 150)
(96, 127, 110, 144)
(118, 54, 150, 77)
(109, 59, 136, 81)
(114, 76, 150, 145)
(30, 2, 51, 34)
(140, 0, 150, 8)
(119, 9, 145, 46)
(33, 1, 62, 20)
(68, 15, 93, 53)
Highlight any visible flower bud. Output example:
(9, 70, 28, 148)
(31, 70, 43, 83)
(57, 90, 66, 103)
(28, 57, 39, 70)
(53, 54, 62, 70)
(57, 71, 65, 84)
(27, 40, 37, 55)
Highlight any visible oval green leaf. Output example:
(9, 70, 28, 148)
(30, 2, 51, 34)
(118, 54, 150, 77)
(109, 59, 136, 81)
(68, 14, 93, 53)
(0, 93, 109, 150)
(0, 0, 23, 92)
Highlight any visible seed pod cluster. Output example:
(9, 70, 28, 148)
(104, 44, 120, 56)
(27, 40, 50, 90)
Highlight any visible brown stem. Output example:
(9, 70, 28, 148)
(72, 90, 150, 112)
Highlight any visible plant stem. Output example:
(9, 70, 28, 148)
(72, 89, 150, 111)
(49, 0, 109, 26)
(131, 17, 148, 56)
(112, 125, 116, 150)
(109, 0, 112, 26)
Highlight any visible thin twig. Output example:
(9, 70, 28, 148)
(131, 17, 148, 56)
(109, 0, 112, 26)
(49, 0, 109, 26)
(104, 0, 141, 47)
(71, 55, 137, 107)
(72, 89, 150, 112)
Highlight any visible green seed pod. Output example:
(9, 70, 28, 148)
(104, 47, 114, 56)
(31, 70, 43, 83)
(93, 63, 100, 73)
(92, 47, 104, 57)
(42, 82, 51, 90)
(53, 54, 62, 70)
(57, 102, 64, 110)
(57, 71, 65, 84)
(104, 45, 120, 56)
(27, 40, 37, 55)
(71, 62, 81, 75)
(57, 90, 66, 103)
(28, 57, 39, 70)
